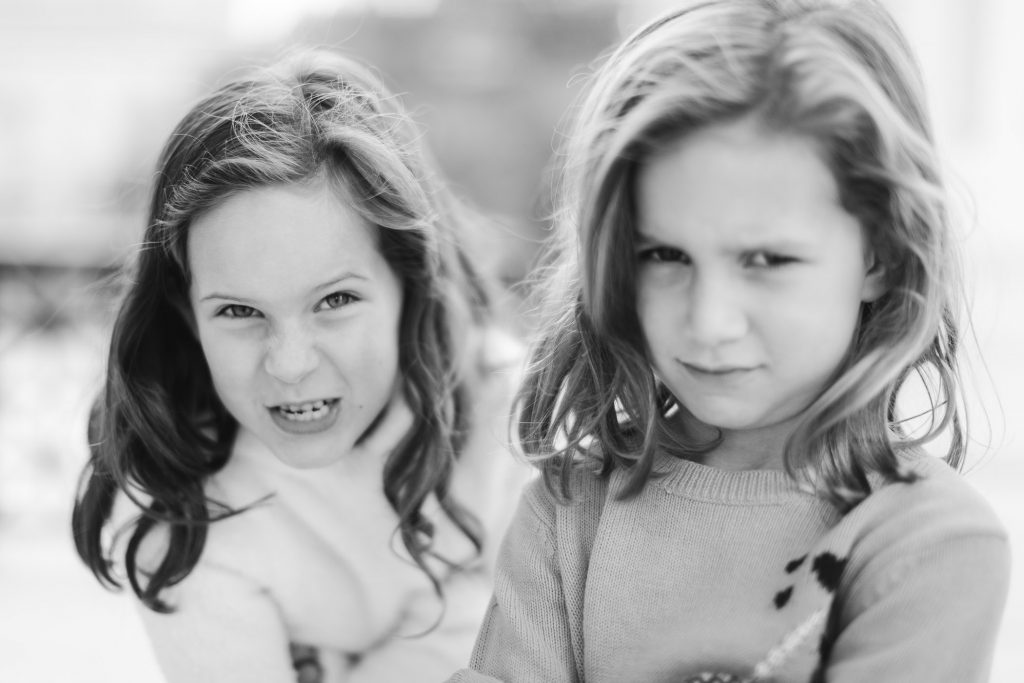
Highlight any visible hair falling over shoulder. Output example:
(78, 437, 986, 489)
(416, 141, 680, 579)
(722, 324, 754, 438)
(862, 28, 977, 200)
(516, 0, 969, 511)
(72, 49, 494, 610)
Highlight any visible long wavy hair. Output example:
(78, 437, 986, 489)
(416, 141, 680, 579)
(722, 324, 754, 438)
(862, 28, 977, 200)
(73, 49, 493, 611)
(518, 0, 967, 511)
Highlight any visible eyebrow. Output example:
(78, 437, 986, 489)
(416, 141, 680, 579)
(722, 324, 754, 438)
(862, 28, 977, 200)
(633, 231, 662, 248)
(197, 271, 370, 303)
(634, 227, 812, 253)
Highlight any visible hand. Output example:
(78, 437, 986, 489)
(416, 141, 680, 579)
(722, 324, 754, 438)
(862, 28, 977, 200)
(290, 643, 324, 683)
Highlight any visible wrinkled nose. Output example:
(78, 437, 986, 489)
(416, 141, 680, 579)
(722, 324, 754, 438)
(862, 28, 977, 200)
(263, 324, 319, 384)
(683, 271, 748, 346)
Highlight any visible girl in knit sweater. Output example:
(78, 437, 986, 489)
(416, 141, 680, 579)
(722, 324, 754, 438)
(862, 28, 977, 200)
(72, 49, 526, 682)
(453, 1, 1009, 681)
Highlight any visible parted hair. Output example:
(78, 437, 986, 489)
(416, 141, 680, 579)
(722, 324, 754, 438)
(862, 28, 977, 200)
(517, 0, 967, 510)
(73, 48, 493, 611)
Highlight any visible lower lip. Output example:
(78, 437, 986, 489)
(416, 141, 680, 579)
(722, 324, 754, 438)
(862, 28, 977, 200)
(682, 363, 757, 381)
(268, 400, 341, 435)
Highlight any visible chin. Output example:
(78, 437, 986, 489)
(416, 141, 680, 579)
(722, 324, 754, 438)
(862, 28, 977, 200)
(688, 409, 776, 435)
(262, 432, 347, 469)
(685, 401, 758, 426)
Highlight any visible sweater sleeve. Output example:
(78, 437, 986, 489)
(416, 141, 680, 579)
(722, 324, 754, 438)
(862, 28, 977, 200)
(825, 531, 1010, 682)
(136, 560, 301, 683)
(449, 480, 582, 683)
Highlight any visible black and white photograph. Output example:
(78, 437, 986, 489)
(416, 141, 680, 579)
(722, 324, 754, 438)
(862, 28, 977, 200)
(1, 1, 1021, 681)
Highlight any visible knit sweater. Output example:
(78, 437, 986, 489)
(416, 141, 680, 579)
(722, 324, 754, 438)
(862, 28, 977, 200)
(111, 331, 530, 683)
(450, 451, 1010, 682)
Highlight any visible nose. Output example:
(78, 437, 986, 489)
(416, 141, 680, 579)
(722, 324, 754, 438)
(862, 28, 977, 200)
(263, 322, 320, 384)
(683, 270, 748, 346)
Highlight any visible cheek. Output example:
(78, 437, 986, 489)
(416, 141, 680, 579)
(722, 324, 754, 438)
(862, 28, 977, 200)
(636, 283, 676, 352)
(343, 344, 400, 414)
(196, 325, 258, 391)
(372, 318, 403, 377)
(355, 337, 400, 375)
(767, 284, 863, 360)
(332, 311, 402, 382)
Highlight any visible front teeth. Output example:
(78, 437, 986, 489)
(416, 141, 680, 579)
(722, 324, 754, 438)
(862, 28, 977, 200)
(276, 399, 331, 422)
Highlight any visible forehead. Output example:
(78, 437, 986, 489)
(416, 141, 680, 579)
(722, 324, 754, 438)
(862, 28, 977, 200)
(187, 181, 388, 297)
(636, 117, 849, 245)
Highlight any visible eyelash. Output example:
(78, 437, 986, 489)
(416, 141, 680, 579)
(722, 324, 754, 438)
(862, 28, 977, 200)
(745, 252, 797, 268)
(637, 247, 688, 264)
(217, 304, 260, 319)
(637, 247, 796, 269)
(317, 291, 358, 310)
(214, 292, 359, 318)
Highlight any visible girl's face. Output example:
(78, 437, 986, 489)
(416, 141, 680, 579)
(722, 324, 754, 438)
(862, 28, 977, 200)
(188, 180, 405, 469)
(634, 116, 886, 461)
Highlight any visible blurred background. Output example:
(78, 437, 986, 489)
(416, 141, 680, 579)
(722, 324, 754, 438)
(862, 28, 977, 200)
(0, 0, 1020, 680)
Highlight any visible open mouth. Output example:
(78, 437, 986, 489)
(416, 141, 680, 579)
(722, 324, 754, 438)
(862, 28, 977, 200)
(273, 399, 338, 422)
(268, 398, 341, 434)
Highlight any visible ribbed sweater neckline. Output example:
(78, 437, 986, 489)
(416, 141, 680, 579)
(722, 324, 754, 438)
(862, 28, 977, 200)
(651, 451, 816, 504)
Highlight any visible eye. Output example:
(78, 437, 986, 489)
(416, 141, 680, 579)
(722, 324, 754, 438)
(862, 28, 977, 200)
(318, 291, 358, 311)
(217, 304, 261, 319)
(638, 246, 688, 264)
(746, 251, 797, 269)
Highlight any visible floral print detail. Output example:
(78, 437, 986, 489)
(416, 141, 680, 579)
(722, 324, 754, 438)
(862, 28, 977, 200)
(683, 552, 846, 683)
(751, 606, 828, 679)
(681, 673, 751, 683)
(289, 643, 324, 683)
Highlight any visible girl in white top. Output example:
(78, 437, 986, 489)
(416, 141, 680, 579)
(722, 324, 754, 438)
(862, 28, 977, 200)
(73, 49, 526, 682)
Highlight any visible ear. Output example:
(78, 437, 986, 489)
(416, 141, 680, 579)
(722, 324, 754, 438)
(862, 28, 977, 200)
(860, 251, 888, 303)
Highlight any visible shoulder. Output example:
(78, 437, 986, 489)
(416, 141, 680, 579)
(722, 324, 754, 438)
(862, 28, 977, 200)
(106, 491, 262, 616)
(107, 486, 164, 579)
(517, 465, 611, 543)
(107, 436, 286, 588)
(109, 489, 270, 570)
(858, 454, 1007, 546)
(837, 453, 1009, 605)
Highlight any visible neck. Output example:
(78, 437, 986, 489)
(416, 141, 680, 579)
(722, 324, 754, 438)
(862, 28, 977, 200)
(672, 408, 793, 472)
(336, 390, 416, 478)
(699, 434, 787, 471)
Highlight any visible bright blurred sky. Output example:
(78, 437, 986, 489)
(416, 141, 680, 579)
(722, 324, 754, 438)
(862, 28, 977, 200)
(226, 0, 442, 41)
